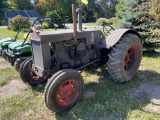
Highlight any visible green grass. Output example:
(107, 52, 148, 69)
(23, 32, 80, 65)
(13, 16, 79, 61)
(85, 23, 99, 26)
(0, 28, 70, 40)
(0, 27, 160, 119)
(0, 28, 24, 40)
(0, 55, 160, 120)
(0, 67, 20, 86)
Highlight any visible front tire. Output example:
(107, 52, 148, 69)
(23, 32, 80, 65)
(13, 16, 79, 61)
(107, 33, 142, 82)
(14, 57, 27, 72)
(20, 57, 46, 86)
(44, 69, 84, 113)
(2, 49, 8, 60)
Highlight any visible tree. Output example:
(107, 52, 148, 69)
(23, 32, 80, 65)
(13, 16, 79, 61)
(95, 0, 117, 18)
(0, 0, 8, 25)
(115, 0, 160, 48)
(82, 0, 97, 22)
(115, 0, 138, 29)
(10, 0, 34, 10)
(36, 0, 77, 25)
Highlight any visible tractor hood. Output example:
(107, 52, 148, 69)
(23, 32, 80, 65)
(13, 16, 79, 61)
(0, 37, 13, 50)
(8, 40, 29, 49)
(0, 37, 13, 43)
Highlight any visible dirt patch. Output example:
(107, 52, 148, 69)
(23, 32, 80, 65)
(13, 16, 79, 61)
(126, 81, 160, 99)
(0, 79, 30, 100)
(126, 80, 160, 114)
(0, 59, 11, 69)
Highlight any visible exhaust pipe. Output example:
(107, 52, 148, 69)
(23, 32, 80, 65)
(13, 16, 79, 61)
(72, 4, 77, 45)
(76, 8, 82, 31)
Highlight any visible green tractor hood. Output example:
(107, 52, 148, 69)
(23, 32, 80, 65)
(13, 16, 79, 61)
(0, 37, 13, 50)
(8, 40, 31, 55)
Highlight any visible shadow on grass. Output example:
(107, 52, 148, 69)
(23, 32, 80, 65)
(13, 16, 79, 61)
(55, 68, 160, 120)
(31, 83, 46, 93)
(143, 49, 160, 58)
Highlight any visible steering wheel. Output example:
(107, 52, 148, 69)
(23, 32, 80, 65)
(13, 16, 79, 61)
(103, 25, 114, 36)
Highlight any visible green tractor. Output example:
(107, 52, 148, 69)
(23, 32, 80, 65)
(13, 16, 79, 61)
(0, 18, 30, 58)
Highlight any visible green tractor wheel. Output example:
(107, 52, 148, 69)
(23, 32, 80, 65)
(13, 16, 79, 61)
(2, 49, 8, 60)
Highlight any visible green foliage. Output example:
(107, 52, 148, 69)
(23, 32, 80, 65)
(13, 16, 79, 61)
(0, 0, 8, 25)
(46, 10, 63, 27)
(96, 17, 115, 26)
(0, 20, 6, 26)
(36, 0, 77, 26)
(96, 0, 117, 19)
(114, 0, 160, 42)
(36, 0, 117, 23)
(10, 0, 34, 10)
(42, 21, 49, 29)
(8, 15, 31, 31)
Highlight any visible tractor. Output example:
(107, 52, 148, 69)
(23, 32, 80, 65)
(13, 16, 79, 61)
(0, 18, 29, 58)
(4, 17, 53, 74)
(20, 4, 142, 113)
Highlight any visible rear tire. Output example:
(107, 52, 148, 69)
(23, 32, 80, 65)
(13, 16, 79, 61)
(107, 33, 142, 82)
(20, 57, 46, 86)
(44, 69, 84, 113)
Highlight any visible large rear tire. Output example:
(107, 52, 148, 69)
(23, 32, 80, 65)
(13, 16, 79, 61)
(20, 57, 46, 86)
(107, 33, 142, 82)
(44, 69, 84, 113)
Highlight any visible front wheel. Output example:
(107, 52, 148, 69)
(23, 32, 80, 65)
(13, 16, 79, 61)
(107, 33, 142, 82)
(44, 69, 84, 113)
(2, 49, 8, 60)
(20, 57, 46, 86)
(14, 57, 27, 72)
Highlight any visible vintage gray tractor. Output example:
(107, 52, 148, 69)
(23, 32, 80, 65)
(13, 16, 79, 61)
(21, 4, 142, 113)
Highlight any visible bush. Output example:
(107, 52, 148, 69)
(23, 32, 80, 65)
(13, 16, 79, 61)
(96, 18, 115, 26)
(0, 20, 6, 25)
(9, 15, 31, 31)
(42, 21, 49, 29)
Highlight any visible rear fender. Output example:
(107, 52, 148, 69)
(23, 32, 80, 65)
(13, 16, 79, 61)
(103, 29, 141, 49)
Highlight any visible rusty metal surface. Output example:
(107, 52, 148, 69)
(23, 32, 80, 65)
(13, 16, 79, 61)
(72, 4, 77, 45)
(30, 29, 103, 44)
(104, 29, 140, 49)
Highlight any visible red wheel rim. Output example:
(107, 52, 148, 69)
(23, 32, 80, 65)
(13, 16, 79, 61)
(124, 46, 138, 72)
(56, 79, 79, 106)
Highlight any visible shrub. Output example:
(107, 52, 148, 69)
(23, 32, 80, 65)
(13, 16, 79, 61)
(9, 15, 31, 31)
(42, 21, 49, 29)
(96, 18, 115, 26)
(0, 20, 6, 25)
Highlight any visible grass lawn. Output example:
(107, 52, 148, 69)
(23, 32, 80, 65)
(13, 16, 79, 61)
(0, 28, 62, 40)
(0, 28, 160, 120)
(85, 23, 99, 26)
(0, 28, 24, 40)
